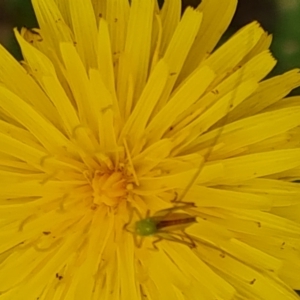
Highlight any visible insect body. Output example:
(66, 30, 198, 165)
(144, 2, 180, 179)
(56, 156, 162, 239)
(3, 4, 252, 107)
(125, 203, 197, 249)
(136, 210, 196, 236)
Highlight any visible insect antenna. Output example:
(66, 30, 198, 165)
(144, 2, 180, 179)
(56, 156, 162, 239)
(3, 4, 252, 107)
(124, 21, 259, 250)
(174, 23, 259, 205)
(175, 118, 225, 203)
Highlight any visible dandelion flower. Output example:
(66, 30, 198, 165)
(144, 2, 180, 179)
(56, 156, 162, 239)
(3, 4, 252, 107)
(1, 0, 300, 299)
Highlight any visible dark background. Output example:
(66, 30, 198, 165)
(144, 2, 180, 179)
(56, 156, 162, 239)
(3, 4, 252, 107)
(0, 0, 300, 75)
(1, 0, 300, 77)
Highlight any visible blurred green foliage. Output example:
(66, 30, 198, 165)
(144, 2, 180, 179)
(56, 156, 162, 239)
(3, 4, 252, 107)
(0, 0, 37, 59)
(272, 1, 300, 76)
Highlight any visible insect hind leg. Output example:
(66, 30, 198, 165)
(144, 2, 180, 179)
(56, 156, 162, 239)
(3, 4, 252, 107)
(181, 229, 196, 248)
(170, 191, 196, 210)
(151, 237, 162, 251)
(154, 231, 196, 249)
(170, 191, 179, 203)
(162, 202, 196, 217)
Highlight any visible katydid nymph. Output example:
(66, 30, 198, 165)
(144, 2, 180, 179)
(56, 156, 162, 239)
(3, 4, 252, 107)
(124, 202, 198, 249)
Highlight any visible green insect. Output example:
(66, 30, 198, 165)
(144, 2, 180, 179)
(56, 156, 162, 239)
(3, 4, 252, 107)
(124, 202, 197, 249)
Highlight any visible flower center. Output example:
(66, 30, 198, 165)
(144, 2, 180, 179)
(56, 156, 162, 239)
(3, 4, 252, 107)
(91, 171, 128, 207)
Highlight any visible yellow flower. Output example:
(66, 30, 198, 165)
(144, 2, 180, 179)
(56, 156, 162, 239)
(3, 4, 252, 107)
(0, 0, 300, 299)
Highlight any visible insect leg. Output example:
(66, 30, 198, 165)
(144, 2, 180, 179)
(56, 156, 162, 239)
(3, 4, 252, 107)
(181, 229, 196, 248)
(155, 231, 196, 249)
(123, 205, 134, 232)
(173, 202, 196, 210)
(123, 205, 149, 248)
(151, 237, 162, 251)
(134, 233, 145, 248)
(171, 192, 195, 206)
(123, 205, 145, 232)
(159, 202, 196, 219)
(170, 191, 179, 203)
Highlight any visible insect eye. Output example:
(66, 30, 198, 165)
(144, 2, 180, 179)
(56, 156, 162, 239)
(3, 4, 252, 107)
(135, 218, 157, 236)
